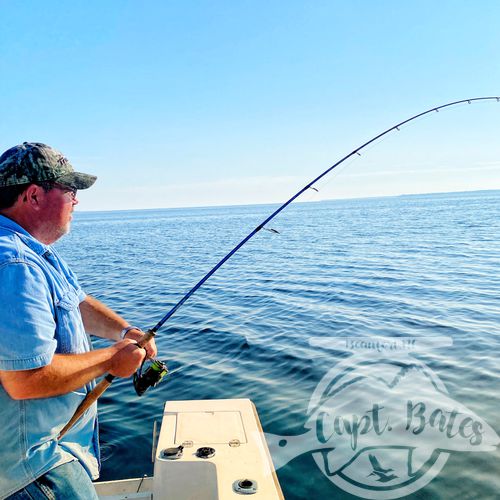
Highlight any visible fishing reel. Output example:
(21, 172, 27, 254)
(133, 358, 168, 396)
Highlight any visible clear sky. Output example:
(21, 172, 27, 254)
(1, 0, 499, 211)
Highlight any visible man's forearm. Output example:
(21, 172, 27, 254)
(79, 295, 157, 359)
(0, 340, 145, 400)
(0, 350, 113, 399)
(79, 295, 129, 340)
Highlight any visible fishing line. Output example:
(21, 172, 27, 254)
(285, 112, 431, 204)
(58, 96, 500, 439)
(303, 99, 475, 200)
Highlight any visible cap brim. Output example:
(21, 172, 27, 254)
(56, 171, 97, 190)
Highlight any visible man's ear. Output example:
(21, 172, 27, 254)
(21, 184, 43, 209)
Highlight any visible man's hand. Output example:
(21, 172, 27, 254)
(109, 339, 147, 378)
(123, 328, 158, 359)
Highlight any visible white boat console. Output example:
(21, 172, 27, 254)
(95, 399, 283, 500)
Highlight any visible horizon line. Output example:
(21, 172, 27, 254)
(77, 187, 500, 214)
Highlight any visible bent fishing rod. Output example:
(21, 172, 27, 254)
(58, 96, 499, 439)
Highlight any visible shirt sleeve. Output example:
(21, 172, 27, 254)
(0, 261, 57, 371)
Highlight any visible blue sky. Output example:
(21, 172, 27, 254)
(1, 0, 499, 210)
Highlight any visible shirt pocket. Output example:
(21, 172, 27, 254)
(55, 288, 85, 354)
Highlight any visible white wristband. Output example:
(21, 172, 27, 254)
(120, 326, 141, 340)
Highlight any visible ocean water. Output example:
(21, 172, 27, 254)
(57, 190, 500, 499)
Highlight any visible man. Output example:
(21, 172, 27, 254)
(0, 142, 157, 499)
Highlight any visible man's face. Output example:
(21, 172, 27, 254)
(37, 184, 78, 244)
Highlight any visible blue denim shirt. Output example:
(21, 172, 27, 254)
(0, 215, 100, 498)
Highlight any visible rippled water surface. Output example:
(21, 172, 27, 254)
(57, 190, 500, 499)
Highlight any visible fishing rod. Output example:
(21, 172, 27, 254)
(58, 96, 499, 439)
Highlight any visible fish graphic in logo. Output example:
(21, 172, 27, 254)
(265, 337, 499, 499)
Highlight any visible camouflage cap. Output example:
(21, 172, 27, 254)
(0, 142, 97, 189)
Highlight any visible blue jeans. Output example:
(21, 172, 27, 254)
(6, 461, 99, 500)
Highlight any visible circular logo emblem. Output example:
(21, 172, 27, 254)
(307, 351, 450, 498)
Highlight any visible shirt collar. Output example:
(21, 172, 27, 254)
(0, 214, 51, 256)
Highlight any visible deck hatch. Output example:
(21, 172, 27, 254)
(174, 411, 247, 444)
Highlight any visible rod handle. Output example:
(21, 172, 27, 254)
(57, 374, 115, 440)
(136, 329, 156, 348)
(57, 329, 156, 440)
